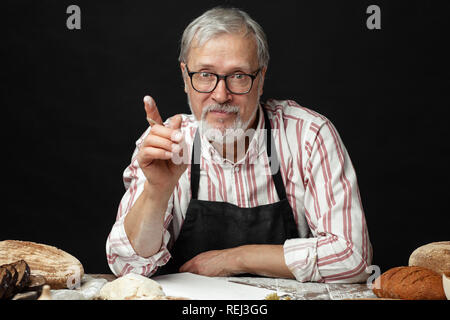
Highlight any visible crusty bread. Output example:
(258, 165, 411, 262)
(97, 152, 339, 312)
(0, 240, 84, 289)
(1, 264, 18, 298)
(409, 241, 450, 275)
(372, 266, 446, 300)
(0, 267, 13, 299)
(2, 260, 31, 293)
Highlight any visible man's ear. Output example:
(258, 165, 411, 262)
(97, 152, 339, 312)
(180, 62, 188, 93)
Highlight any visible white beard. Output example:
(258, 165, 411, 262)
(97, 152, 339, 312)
(188, 98, 258, 144)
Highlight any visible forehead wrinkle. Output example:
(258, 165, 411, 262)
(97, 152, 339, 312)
(188, 33, 259, 70)
(188, 34, 258, 72)
(194, 61, 253, 73)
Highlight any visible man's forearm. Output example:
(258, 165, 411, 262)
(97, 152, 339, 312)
(124, 181, 173, 258)
(234, 245, 295, 279)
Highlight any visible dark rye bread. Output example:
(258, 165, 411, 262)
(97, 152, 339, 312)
(1, 264, 18, 299)
(8, 260, 31, 291)
(0, 260, 31, 299)
(23, 275, 46, 293)
(373, 266, 446, 300)
(0, 267, 13, 299)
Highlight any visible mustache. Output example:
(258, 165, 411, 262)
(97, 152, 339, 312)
(202, 104, 240, 118)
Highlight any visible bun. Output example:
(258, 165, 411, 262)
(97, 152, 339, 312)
(0, 240, 84, 289)
(409, 241, 450, 275)
(372, 266, 446, 300)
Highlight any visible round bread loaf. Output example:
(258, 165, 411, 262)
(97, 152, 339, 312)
(0, 240, 84, 289)
(409, 241, 450, 275)
(372, 266, 446, 300)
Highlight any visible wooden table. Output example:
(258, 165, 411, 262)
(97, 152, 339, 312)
(89, 274, 378, 300)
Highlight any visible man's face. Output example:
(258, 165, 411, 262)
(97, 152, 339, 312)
(181, 32, 266, 139)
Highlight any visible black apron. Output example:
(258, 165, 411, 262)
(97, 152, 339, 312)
(157, 108, 299, 275)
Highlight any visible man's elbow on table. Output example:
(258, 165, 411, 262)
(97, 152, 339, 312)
(284, 238, 373, 284)
(319, 244, 373, 284)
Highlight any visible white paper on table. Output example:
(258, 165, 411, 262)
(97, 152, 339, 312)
(152, 272, 285, 300)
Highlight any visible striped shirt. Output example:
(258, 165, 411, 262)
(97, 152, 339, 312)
(106, 99, 373, 283)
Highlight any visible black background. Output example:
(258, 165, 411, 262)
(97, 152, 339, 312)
(2, 0, 449, 275)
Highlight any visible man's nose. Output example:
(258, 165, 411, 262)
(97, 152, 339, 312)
(211, 78, 232, 104)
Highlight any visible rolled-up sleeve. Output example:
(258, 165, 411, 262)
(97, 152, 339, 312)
(283, 119, 372, 283)
(106, 127, 173, 277)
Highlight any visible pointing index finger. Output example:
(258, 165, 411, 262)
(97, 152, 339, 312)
(143, 95, 163, 125)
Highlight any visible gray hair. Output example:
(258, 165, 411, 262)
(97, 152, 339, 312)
(179, 7, 270, 68)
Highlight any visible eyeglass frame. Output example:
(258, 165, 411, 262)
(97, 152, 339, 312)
(184, 65, 261, 95)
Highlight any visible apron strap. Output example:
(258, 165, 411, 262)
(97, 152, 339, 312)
(262, 107, 287, 201)
(191, 129, 201, 200)
(190, 107, 287, 201)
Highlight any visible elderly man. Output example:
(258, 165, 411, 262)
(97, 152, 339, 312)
(106, 7, 372, 283)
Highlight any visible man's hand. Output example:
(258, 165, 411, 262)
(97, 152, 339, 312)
(124, 96, 188, 258)
(137, 96, 188, 195)
(179, 245, 296, 279)
(179, 248, 243, 277)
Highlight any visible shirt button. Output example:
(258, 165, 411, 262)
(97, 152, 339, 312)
(234, 166, 240, 173)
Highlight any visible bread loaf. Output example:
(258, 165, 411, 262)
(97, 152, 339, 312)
(1, 264, 18, 299)
(4, 260, 31, 292)
(23, 275, 46, 293)
(372, 266, 446, 300)
(409, 241, 450, 275)
(0, 240, 84, 289)
(0, 267, 13, 299)
(1, 260, 35, 299)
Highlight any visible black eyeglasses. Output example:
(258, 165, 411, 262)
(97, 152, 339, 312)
(185, 65, 260, 95)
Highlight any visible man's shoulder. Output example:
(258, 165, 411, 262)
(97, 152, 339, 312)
(263, 99, 330, 128)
